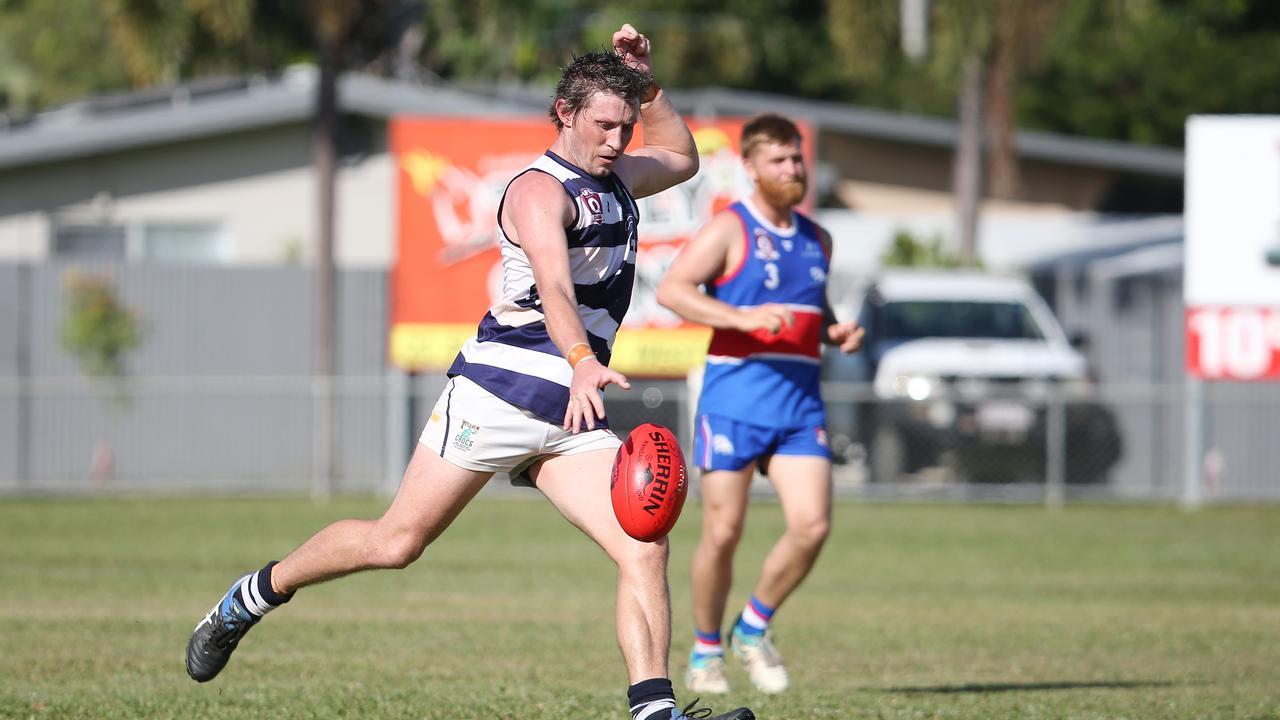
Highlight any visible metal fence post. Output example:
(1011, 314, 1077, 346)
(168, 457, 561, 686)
(685, 367, 703, 500)
(17, 263, 32, 492)
(311, 374, 334, 502)
(1182, 377, 1205, 510)
(384, 368, 410, 497)
(1045, 390, 1066, 509)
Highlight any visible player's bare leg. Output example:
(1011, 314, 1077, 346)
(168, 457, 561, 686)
(729, 454, 832, 693)
(186, 444, 493, 682)
(690, 466, 755, 637)
(272, 445, 493, 590)
(685, 465, 754, 693)
(534, 449, 671, 682)
(535, 449, 753, 720)
(752, 455, 832, 608)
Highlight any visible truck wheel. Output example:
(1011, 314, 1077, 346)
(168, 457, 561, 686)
(870, 426, 906, 483)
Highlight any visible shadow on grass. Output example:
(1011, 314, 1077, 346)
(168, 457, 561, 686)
(881, 680, 1178, 694)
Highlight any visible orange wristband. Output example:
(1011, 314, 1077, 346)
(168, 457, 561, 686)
(567, 342, 595, 368)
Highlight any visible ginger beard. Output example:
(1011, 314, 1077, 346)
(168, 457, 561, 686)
(758, 174, 807, 208)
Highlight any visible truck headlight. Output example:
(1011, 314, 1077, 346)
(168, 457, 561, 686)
(892, 373, 940, 401)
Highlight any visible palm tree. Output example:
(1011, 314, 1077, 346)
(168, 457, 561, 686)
(829, 0, 1064, 264)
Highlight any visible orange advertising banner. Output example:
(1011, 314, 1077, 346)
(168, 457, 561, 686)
(389, 116, 812, 376)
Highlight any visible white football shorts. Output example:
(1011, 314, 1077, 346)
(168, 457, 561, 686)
(420, 375, 621, 485)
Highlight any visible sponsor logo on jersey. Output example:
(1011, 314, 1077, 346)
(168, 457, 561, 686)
(782, 239, 794, 252)
(754, 229, 780, 261)
(453, 420, 480, 452)
(810, 266, 827, 283)
(579, 188, 604, 225)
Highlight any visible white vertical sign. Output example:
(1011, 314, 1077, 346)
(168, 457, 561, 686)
(1185, 116, 1280, 380)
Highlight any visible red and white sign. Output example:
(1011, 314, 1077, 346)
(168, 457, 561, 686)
(387, 116, 814, 376)
(1184, 116, 1280, 381)
(1186, 307, 1280, 380)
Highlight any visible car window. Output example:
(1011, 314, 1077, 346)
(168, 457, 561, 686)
(881, 300, 1045, 341)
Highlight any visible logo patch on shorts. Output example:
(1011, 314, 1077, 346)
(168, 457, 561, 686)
(453, 420, 480, 452)
(712, 433, 735, 455)
(815, 427, 829, 447)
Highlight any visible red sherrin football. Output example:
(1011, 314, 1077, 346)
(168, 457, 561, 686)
(611, 423, 689, 542)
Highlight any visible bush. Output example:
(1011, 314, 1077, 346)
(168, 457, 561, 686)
(60, 271, 144, 384)
(881, 229, 971, 268)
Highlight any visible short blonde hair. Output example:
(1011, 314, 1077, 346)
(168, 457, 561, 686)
(740, 114, 802, 158)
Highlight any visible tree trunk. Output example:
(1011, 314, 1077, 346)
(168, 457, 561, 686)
(312, 36, 339, 501)
(985, 7, 1021, 200)
(954, 53, 983, 266)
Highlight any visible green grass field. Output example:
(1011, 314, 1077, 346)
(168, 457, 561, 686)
(1, 495, 1278, 719)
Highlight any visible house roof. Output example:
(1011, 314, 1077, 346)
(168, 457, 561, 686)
(0, 68, 1185, 179)
(0, 68, 522, 171)
(1028, 233, 1184, 276)
(480, 83, 1186, 178)
(665, 87, 1185, 178)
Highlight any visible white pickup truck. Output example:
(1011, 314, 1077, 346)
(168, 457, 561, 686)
(827, 270, 1122, 484)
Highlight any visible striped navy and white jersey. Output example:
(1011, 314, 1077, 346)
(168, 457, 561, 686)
(447, 150, 639, 425)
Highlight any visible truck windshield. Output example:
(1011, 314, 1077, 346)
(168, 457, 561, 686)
(882, 301, 1045, 341)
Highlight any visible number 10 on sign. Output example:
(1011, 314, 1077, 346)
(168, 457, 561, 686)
(1186, 306, 1280, 380)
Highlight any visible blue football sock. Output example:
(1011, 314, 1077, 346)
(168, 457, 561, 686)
(693, 629, 723, 657)
(735, 595, 774, 637)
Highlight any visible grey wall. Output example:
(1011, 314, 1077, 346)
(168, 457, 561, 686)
(0, 262, 390, 492)
(1045, 263, 1280, 500)
(4, 258, 1278, 499)
(0, 265, 23, 481)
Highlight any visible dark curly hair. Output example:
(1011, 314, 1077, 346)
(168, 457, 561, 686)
(549, 50, 653, 130)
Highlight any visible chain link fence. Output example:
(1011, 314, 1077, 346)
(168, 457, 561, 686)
(3, 261, 1277, 502)
(2, 375, 1278, 502)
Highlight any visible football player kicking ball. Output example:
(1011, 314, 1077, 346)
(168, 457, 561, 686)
(185, 24, 752, 720)
(657, 114, 864, 695)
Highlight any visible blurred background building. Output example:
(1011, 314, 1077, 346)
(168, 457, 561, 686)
(1, 0, 1278, 500)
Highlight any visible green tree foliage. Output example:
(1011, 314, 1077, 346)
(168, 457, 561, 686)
(881, 229, 966, 269)
(0, 0, 406, 112)
(60, 272, 144, 388)
(827, 0, 1280, 147)
(421, 2, 848, 96)
(1019, 0, 1280, 146)
(0, 0, 132, 112)
(3, 0, 1280, 148)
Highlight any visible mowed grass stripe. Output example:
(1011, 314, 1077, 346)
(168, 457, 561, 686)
(1, 497, 1277, 719)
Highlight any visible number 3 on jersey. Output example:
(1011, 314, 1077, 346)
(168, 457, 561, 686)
(763, 262, 779, 290)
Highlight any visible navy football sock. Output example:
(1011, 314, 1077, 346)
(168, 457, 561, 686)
(628, 677, 677, 720)
(230, 561, 293, 620)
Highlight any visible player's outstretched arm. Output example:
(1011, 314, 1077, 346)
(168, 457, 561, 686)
(611, 23, 698, 199)
(657, 212, 793, 335)
(503, 172, 631, 432)
(816, 227, 864, 353)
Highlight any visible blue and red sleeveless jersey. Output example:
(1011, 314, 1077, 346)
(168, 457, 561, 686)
(698, 199, 830, 427)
